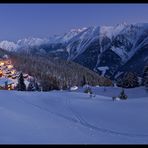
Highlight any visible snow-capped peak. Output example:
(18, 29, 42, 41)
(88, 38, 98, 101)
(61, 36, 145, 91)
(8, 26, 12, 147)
(70, 27, 87, 33)
(99, 22, 128, 39)
(55, 27, 88, 43)
(17, 37, 49, 47)
(116, 21, 128, 27)
(0, 40, 18, 51)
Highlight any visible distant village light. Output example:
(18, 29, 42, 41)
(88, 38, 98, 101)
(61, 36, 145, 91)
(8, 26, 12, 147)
(11, 70, 15, 74)
(0, 59, 30, 90)
(8, 65, 13, 69)
(0, 62, 4, 66)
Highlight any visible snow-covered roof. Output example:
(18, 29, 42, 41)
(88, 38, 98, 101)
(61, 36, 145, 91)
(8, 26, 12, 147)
(0, 77, 14, 87)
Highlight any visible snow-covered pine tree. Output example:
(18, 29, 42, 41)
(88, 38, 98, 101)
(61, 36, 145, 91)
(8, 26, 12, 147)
(17, 73, 26, 91)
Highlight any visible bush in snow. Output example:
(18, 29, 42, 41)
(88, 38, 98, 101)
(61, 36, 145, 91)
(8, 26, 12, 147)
(118, 88, 128, 100)
(84, 86, 93, 94)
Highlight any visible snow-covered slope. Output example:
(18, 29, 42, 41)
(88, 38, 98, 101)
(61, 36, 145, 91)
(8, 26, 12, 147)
(0, 87, 148, 144)
(17, 37, 49, 47)
(54, 27, 87, 44)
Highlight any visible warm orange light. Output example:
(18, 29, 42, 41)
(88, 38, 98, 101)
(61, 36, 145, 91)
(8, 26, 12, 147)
(11, 70, 15, 74)
(0, 62, 4, 66)
(11, 84, 15, 89)
(7, 65, 13, 69)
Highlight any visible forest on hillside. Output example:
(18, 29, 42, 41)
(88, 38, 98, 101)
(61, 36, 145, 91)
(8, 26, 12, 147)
(5, 50, 112, 91)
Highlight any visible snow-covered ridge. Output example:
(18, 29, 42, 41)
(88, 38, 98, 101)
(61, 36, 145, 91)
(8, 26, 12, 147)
(0, 27, 88, 51)
(0, 40, 19, 51)
(99, 22, 128, 39)
(0, 22, 148, 61)
(0, 23, 129, 51)
(17, 37, 49, 47)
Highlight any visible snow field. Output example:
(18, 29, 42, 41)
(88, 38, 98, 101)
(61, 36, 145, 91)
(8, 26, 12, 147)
(0, 86, 148, 144)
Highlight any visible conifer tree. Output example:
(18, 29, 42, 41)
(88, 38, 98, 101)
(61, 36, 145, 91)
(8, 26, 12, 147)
(17, 73, 26, 91)
(119, 88, 128, 100)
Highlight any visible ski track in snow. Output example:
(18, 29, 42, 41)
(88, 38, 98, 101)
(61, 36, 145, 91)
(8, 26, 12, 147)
(14, 93, 148, 139)
(15, 95, 78, 124)
(66, 97, 148, 139)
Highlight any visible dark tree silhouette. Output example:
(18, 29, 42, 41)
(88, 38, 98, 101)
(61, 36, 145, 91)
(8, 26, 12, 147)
(119, 88, 128, 100)
(27, 81, 34, 91)
(17, 73, 26, 91)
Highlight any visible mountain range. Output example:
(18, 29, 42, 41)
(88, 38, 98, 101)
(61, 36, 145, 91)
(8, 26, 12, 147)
(1, 22, 148, 79)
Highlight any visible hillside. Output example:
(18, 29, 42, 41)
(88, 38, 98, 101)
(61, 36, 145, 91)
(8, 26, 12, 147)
(1, 50, 111, 91)
(0, 87, 148, 144)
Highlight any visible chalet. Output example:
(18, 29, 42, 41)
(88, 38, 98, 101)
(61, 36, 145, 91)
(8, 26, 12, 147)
(11, 69, 16, 75)
(0, 78, 14, 90)
(7, 64, 13, 69)
(0, 58, 31, 90)
(5, 71, 11, 75)
(23, 74, 28, 78)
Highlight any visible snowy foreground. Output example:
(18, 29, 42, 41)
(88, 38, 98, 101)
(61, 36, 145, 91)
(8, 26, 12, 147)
(0, 87, 148, 144)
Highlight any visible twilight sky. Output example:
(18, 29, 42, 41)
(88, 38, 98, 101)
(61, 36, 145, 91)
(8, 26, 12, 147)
(0, 4, 148, 42)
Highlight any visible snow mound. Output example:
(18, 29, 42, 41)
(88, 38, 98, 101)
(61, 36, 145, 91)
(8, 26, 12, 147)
(97, 66, 109, 76)
(70, 86, 78, 91)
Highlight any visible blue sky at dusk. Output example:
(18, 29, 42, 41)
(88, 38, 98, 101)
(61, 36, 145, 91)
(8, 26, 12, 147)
(0, 4, 148, 41)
